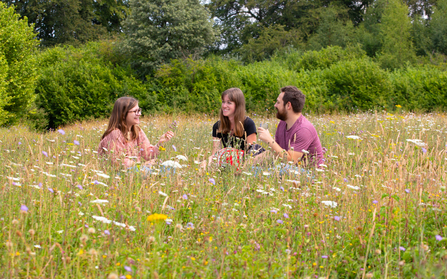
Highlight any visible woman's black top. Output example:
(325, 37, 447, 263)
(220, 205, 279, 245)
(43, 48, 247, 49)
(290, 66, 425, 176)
(212, 117, 257, 151)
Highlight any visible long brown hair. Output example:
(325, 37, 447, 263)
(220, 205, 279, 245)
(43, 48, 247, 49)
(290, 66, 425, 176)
(219, 88, 246, 137)
(101, 97, 140, 141)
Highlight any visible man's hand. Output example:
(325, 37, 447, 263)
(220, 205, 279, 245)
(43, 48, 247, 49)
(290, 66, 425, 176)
(158, 131, 174, 145)
(258, 127, 274, 144)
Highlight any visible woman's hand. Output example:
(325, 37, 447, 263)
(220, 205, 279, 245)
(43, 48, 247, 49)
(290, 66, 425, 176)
(158, 131, 174, 145)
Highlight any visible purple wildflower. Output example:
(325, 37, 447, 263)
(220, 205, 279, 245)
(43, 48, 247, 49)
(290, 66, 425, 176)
(399, 246, 406, 251)
(48, 188, 54, 193)
(18, 142, 22, 145)
(334, 216, 340, 221)
(76, 185, 83, 190)
(93, 180, 99, 185)
(209, 178, 215, 185)
(172, 145, 177, 152)
(373, 200, 378, 204)
(182, 194, 188, 200)
(270, 209, 277, 214)
(104, 230, 110, 235)
(42, 151, 48, 157)
(422, 148, 427, 153)
(57, 129, 65, 135)
(277, 219, 283, 224)
(280, 186, 284, 191)
(405, 189, 410, 193)
(321, 255, 328, 258)
(436, 235, 443, 241)
(124, 266, 132, 272)
(283, 213, 289, 219)
(74, 140, 80, 146)
(20, 205, 28, 212)
(186, 222, 194, 229)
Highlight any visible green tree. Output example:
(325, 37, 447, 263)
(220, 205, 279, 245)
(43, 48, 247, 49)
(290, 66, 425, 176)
(377, 0, 416, 69)
(207, 0, 374, 54)
(411, 15, 431, 56)
(307, 5, 356, 50)
(0, 2, 39, 125)
(121, 0, 215, 77)
(356, 0, 386, 57)
(240, 25, 303, 62)
(430, 0, 447, 55)
(3, 0, 127, 46)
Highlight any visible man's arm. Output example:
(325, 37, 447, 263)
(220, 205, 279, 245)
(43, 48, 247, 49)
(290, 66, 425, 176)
(258, 127, 303, 163)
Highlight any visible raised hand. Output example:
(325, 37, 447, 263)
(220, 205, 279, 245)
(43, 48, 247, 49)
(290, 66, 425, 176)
(158, 130, 174, 145)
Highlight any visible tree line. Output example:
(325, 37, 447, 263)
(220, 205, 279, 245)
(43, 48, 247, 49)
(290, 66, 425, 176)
(0, 0, 447, 129)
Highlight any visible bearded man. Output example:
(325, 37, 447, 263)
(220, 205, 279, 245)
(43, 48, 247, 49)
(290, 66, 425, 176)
(258, 86, 325, 167)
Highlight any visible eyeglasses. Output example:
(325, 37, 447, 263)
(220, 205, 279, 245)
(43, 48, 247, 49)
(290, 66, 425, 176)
(128, 108, 142, 115)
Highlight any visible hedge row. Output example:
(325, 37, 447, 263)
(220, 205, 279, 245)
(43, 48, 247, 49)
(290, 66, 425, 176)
(34, 44, 447, 129)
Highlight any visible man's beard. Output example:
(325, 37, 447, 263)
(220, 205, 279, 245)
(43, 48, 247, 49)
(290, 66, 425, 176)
(276, 107, 287, 121)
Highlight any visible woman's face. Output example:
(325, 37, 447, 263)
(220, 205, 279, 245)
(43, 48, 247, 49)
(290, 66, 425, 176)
(221, 95, 236, 118)
(126, 104, 141, 128)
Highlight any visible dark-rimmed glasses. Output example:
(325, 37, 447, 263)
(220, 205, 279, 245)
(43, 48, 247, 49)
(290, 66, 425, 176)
(128, 108, 142, 115)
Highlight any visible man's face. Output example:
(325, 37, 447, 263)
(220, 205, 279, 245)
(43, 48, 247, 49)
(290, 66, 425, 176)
(275, 92, 287, 121)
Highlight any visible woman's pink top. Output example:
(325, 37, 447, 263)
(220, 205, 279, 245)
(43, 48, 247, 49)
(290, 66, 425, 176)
(98, 129, 159, 168)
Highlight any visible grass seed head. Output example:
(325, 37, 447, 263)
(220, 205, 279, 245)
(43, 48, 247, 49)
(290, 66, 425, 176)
(80, 234, 88, 245)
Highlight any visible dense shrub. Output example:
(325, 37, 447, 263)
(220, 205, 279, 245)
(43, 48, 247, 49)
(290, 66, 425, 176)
(390, 66, 447, 111)
(0, 2, 39, 125)
(321, 58, 393, 112)
(155, 57, 242, 113)
(292, 44, 367, 72)
(33, 43, 447, 128)
(36, 42, 147, 129)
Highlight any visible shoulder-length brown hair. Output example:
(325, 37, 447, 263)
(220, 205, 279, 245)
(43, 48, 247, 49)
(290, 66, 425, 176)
(219, 88, 246, 137)
(101, 96, 140, 141)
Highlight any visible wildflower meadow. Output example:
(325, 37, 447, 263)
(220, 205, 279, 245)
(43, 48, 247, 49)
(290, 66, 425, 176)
(1, 112, 446, 278)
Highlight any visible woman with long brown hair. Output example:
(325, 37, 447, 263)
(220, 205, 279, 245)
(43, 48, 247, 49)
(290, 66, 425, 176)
(204, 88, 262, 169)
(98, 96, 174, 168)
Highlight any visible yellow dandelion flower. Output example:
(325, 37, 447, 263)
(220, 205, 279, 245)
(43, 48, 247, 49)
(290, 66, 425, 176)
(395, 104, 402, 108)
(147, 213, 168, 222)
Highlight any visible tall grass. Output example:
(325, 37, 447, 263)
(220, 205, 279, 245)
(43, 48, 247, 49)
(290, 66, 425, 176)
(0, 112, 446, 278)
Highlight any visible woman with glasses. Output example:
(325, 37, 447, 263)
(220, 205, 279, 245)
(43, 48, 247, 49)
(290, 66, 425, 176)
(98, 96, 174, 168)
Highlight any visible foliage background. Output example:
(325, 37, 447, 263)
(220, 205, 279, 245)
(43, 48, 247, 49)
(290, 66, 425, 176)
(0, 0, 447, 129)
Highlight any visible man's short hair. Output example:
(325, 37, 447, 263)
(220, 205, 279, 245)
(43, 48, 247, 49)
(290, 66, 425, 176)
(281, 86, 305, 113)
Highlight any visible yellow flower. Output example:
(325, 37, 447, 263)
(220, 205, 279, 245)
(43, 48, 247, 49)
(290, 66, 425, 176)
(395, 104, 402, 108)
(77, 249, 84, 256)
(159, 146, 166, 151)
(126, 275, 132, 279)
(191, 257, 196, 261)
(147, 213, 168, 222)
